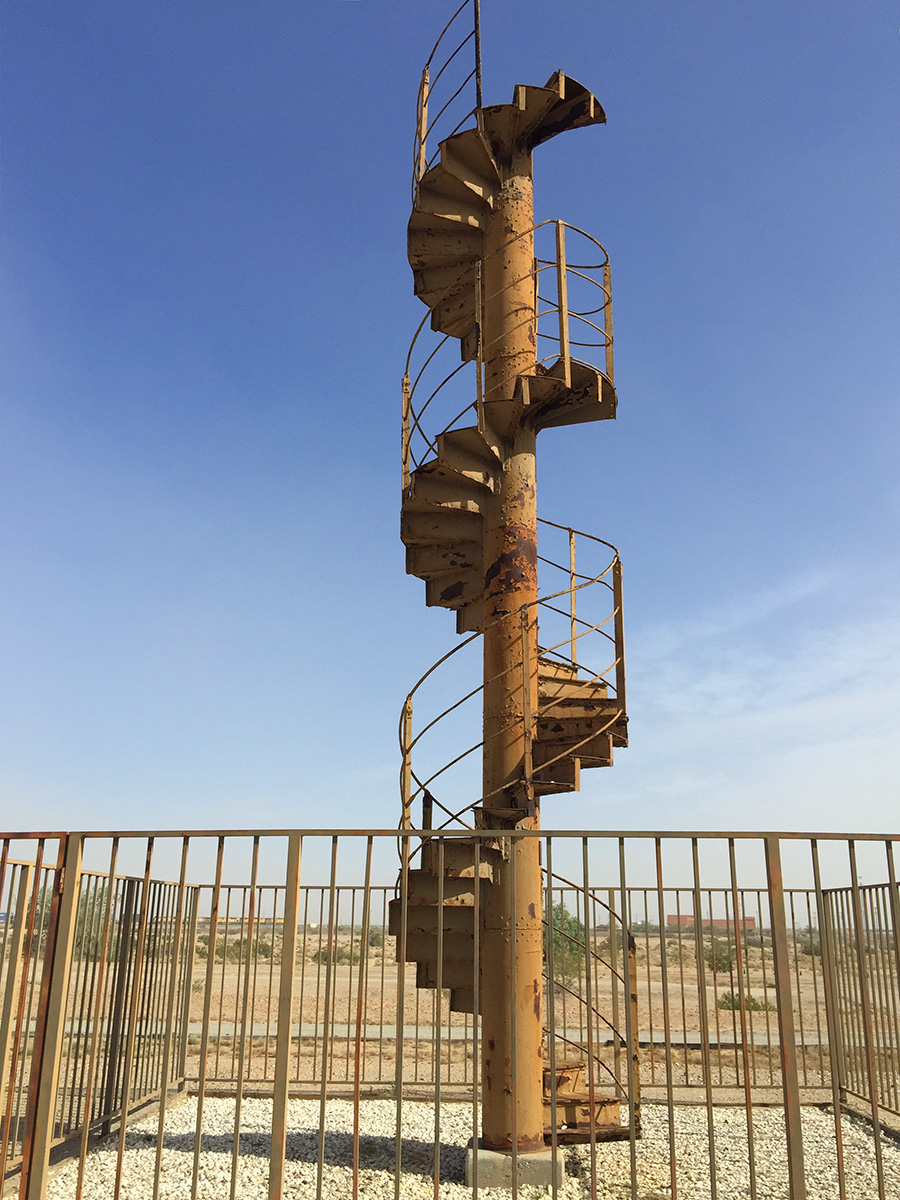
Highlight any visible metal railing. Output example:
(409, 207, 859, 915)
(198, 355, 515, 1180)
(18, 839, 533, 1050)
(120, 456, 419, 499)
(402, 221, 613, 488)
(4, 829, 900, 1199)
(412, 0, 482, 205)
(399, 518, 624, 838)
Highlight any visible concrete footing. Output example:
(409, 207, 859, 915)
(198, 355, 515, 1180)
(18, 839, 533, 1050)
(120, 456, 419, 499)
(464, 1139, 565, 1189)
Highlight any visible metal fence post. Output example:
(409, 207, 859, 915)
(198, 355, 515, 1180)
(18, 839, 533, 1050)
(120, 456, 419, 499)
(765, 836, 807, 1200)
(100, 877, 136, 1134)
(0, 866, 33, 1135)
(22, 834, 83, 1200)
(177, 888, 200, 1083)
(269, 833, 302, 1200)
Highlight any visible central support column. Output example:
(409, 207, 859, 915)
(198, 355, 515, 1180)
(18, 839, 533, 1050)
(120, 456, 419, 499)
(479, 153, 546, 1155)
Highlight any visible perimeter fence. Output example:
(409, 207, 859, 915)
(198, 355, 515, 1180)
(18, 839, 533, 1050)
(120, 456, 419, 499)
(1, 828, 899, 1199)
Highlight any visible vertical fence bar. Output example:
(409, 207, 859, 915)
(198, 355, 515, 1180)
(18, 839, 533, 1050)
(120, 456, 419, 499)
(848, 841, 886, 1200)
(0, 866, 31, 1129)
(316, 838, 340, 1200)
(764, 836, 807, 1200)
(151, 840, 190, 1198)
(0, 843, 45, 1187)
(654, 841, 677, 1200)
(193, 842, 224, 1200)
(728, 840, 757, 1200)
(543, 838, 557, 1200)
(75, 843, 119, 1199)
(580, 840, 598, 1187)
(608, 887, 621, 1087)
(269, 833, 302, 1200)
(23, 835, 83, 1200)
(433, 839, 444, 1200)
(352, 839, 374, 1200)
(555, 222, 571, 387)
(394, 831, 410, 1200)
(690, 839, 717, 1200)
(178, 890, 200, 1085)
(886, 843, 900, 1115)
(100, 878, 135, 1136)
(618, 838, 638, 1198)
(113, 839, 155, 1200)
(811, 841, 847, 1200)
(230, 837, 260, 1200)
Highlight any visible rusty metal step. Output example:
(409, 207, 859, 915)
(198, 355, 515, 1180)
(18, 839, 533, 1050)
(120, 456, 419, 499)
(538, 673, 609, 704)
(417, 956, 476, 991)
(420, 837, 503, 879)
(388, 898, 475, 939)
(533, 755, 579, 796)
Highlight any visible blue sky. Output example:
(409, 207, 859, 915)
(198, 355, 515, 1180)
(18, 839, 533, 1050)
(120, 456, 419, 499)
(1, 1, 897, 836)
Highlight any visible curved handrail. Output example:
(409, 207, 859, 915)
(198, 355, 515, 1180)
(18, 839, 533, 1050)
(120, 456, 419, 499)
(402, 220, 614, 485)
(411, 0, 481, 205)
(398, 521, 625, 848)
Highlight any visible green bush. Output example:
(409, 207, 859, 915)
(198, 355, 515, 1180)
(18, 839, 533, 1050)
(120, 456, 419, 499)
(795, 927, 821, 957)
(544, 902, 586, 986)
(704, 941, 736, 973)
(717, 990, 774, 1013)
(195, 934, 276, 963)
(311, 944, 360, 966)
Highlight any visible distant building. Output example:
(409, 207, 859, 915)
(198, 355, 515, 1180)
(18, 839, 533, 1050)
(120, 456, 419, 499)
(666, 914, 756, 932)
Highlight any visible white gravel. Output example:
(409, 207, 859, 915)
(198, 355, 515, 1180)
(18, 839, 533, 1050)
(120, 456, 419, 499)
(46, 1097, 900, 1199)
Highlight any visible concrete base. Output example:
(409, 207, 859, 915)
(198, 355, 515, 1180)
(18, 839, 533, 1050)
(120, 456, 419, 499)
(464, 1139, 565, 1189)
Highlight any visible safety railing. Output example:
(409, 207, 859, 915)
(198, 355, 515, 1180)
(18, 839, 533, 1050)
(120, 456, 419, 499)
(412, 0, 482, 205)
(4, 829, 900, 1199)
(399, 519, 624, 840)
(402, 221, 613, 488)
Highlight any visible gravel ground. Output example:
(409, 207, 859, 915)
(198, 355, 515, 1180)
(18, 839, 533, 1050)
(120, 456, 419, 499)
(46, 1098, 900, 1199)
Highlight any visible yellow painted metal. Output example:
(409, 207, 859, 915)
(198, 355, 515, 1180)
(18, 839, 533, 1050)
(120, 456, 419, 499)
(269, 833, 302, 1200)
(416, 66, 429, 185)
(556, 221, 571, 388)
(603, 260, 614, 383)
(0, 866, 32, 1139)
(23, 835, 83, 1200)
(477, 147, 546, 1153)
(569, 528, 577, 666)
(114, 837, 155, 1199)
(153, 838, 190, 1200)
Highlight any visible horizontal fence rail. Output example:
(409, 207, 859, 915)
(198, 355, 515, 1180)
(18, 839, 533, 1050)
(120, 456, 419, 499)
(2, 829, 899, 1199)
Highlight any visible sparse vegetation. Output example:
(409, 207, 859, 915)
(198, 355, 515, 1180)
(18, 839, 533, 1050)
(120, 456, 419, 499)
(311, 944, 360, 966)
(795, 927, 821, 957)
(704, 941, 736, 973)
(717, 990, 775, 1012)
(544, 902, 586, 986)
(195, 934, 276, 963)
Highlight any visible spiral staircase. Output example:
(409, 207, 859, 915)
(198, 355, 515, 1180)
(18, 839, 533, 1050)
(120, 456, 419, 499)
(392, 6, 639, 1148)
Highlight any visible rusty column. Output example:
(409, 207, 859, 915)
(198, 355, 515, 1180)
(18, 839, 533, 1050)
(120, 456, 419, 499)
(479, 149, 545, 1154)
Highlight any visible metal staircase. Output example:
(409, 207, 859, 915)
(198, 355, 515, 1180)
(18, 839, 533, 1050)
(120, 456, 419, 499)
(394, 2, 639, 1153)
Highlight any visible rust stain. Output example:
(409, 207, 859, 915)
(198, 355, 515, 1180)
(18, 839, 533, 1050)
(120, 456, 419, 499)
(533, 978, 540, 1019)
(484, 526, 537, 594)
(440, 580, 465, 602)
(528, 902, 536, 918)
